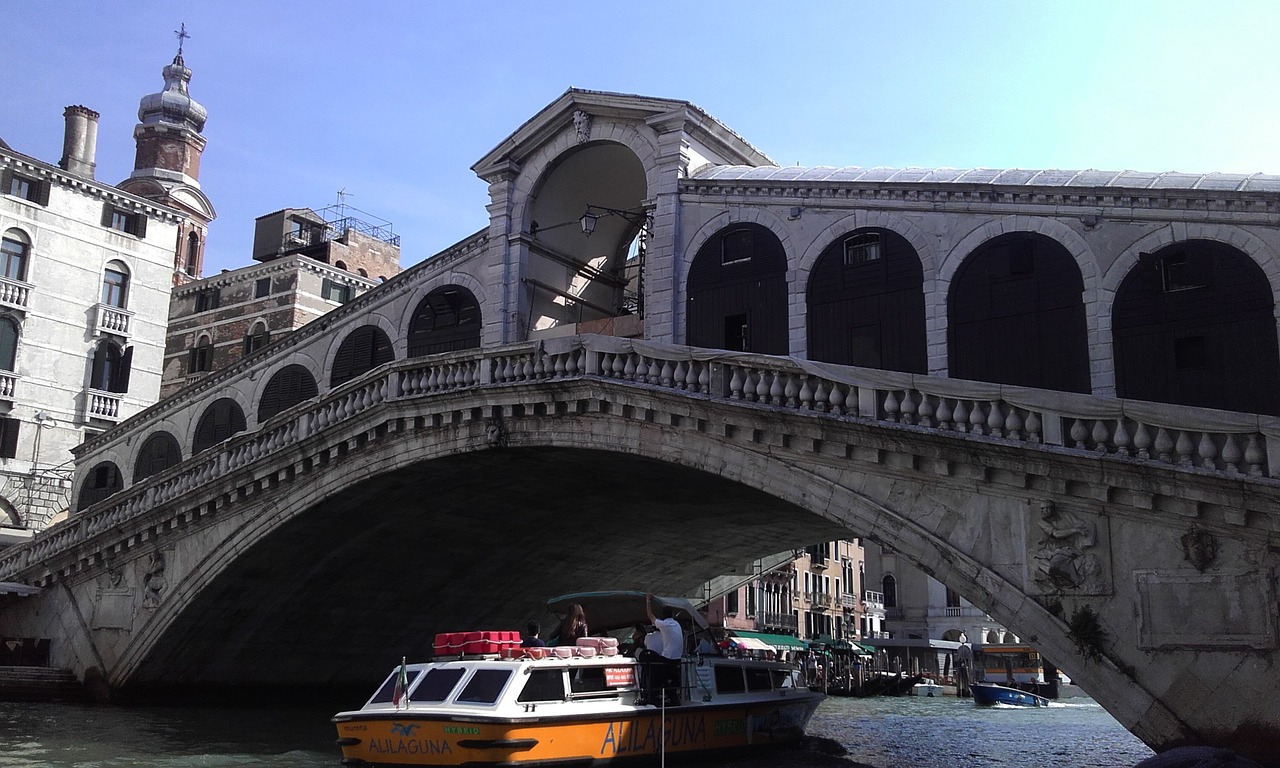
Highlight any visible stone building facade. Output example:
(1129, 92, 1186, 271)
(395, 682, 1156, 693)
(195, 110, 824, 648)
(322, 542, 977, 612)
(0, 102, 185, 534)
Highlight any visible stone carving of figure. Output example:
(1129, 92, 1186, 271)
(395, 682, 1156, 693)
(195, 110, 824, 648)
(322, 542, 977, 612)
(1033, 501, 1099, 592)
(142, 551, 167, 609)
(572, 109, 591, 143)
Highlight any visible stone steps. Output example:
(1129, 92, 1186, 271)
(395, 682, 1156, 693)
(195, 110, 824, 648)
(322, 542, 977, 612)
(0, 665, 87, 702)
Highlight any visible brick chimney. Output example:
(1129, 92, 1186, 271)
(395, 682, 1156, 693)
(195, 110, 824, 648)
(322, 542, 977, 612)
(60, 105, 100, 178)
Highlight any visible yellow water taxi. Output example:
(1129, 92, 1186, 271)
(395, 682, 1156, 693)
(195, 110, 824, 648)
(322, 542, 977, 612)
(332, 592, 824, 766)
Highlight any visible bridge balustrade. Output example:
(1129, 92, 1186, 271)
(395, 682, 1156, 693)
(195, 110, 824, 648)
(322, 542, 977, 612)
(5, 334, 1278, 581)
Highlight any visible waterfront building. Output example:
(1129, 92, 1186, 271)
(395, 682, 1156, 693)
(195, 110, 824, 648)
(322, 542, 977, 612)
(702, 538, 867, 648)
(0, 98, 188, 535)
(159, 204, 401, 399)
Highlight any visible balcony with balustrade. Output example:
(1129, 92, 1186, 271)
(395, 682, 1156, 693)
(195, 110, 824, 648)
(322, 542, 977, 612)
(82, 389, 122, 422)
(0, 371, 18, 400)
(0, 276, 32, 312)
(760, 611, 798, 632)
(94, 304, 133, 338)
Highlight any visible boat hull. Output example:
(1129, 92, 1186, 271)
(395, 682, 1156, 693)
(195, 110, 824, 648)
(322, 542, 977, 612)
(970, 682, 1049, 707)
(334, 697, 822, 766)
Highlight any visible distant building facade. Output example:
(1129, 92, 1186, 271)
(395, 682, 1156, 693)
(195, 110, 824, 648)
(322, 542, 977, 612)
(160, 206, 401, 399)
(0, 100, 186, 535)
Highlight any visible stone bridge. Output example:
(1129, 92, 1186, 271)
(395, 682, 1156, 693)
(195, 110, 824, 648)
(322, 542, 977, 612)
(1, 335, 1278, 762)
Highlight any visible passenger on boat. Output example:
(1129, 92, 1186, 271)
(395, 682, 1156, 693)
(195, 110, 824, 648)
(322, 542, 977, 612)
(556, 603, 589, 646)
(521, 621, 546, 647)
(638, 593, 683, 706)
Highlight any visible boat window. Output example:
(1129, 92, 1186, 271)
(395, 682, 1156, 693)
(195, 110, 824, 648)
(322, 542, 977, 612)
(412, 668, 467, 703)
(456, 669, 513, 704)
(770, 668, 793, 688)
(517, 669, 565, 703)
(745, 667, 772, 691)
(714, 664, 746, 693)
(368, 669, 422, 704)
(568, 667, 613, 695)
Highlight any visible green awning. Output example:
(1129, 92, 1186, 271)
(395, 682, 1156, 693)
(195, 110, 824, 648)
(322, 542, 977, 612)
(732, 630, 807, 649)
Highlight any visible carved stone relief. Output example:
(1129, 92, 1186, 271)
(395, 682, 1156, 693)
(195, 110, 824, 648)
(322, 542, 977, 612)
(1028, 500, 1108, 595)
(572, 109, 591, 143)
(1181, 526, 1218, 572)
(142, 551, 168, 609)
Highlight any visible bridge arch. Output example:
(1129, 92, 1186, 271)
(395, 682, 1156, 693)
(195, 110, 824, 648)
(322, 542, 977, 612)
(938, 216, 1101, 382)
(190, 397, 247, 456)
(328, 324, 395, 388)
(256, 363, 319, 424)
(804, 224, 927, 373)
(684, 220, 790, 353)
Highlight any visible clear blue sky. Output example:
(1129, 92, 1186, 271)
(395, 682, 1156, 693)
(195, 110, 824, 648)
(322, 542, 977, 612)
(5, 1, 1278, 275)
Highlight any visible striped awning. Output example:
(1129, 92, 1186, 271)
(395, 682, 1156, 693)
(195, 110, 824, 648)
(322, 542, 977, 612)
(731, 630, 806, 650)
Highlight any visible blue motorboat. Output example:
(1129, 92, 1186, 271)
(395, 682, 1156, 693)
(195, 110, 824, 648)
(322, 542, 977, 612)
(970, 682, 1050, 707)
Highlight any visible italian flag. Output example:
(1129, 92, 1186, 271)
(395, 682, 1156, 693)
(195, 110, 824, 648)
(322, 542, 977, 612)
(392, 657, 409, 709)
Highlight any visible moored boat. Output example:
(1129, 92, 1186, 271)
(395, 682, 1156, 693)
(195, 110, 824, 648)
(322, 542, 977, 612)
(969, 681, 1050, 707)
(332, 592, 824, 766)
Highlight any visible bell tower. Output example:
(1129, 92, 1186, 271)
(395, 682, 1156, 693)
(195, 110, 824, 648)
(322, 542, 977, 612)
(118, 24, 216, 286)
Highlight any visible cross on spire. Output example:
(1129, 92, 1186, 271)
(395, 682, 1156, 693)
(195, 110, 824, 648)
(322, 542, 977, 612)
(174, 23, 190, 56)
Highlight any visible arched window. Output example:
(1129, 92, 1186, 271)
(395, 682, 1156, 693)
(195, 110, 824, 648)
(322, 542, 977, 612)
(1113, 240, 1280, 415)
(686, 223, 788, 354)
(948, 232, 1090, 392)
(881, 575, 897, 609)
(193, 398, 247, 454)
(133, 431, 182, 482)
(243, 322, 270, 355)
(185, 231, 201, 275)
(77, 461, 122, 511)
(0, 316, 18, 371)
(188, 334, 213, 373)
(258, 364, 318, 423)
(407, 286, 482, 357)
(334, 260, 347, 271)
(90, 339, 132, 393)
(331, 325, 394, 387)
(101, 260, 130, 309)
(1, 229, 30, 281)
(807, 227, 926, 372)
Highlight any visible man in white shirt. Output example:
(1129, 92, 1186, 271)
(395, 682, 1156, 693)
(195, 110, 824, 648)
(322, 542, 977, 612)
(643, 593, 684, 705)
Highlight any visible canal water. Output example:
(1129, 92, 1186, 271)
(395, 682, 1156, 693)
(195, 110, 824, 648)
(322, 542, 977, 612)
(0, 694, 1154, 767)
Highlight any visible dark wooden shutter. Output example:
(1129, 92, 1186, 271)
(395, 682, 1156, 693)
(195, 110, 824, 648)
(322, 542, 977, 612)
(132, 213, 147, 239)
(259, 364, 318, 422)
(133, 431, 181, 481)
(34, 178, 50, 206)
(331, 326, 394, 387)
(90, 342, 109, 389)
(193, 399, 247, 454)
(0, 416, 19, 459)
(115, 346, 133, 393)
(0, 169, 11, 197)
(101, 203, 115, 228)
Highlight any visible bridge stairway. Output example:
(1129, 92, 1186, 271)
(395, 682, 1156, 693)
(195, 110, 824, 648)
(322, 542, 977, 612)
(0, 666, 86, 702)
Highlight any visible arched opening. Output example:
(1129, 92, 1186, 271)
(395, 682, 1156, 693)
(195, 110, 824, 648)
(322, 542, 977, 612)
(948, 232, 1090, 392)
(259, 364, 318, 423)
(0, 316, 18, 371)
(185, 231, 201, 276)
(77, 461, 122, 511)
(133, 432, 182, 482)
(407, 286, 482, 357)
(1113, 239, 1280, 414)
(188, 334, 213, 374)
(101, 260, 130, 309)
(687, 223, 788, 354)
(193, 398, 247, 455)
(330, 326, 394, 387)
(807, 227, 926, 371)
(881, 574, 898, 609)
(243, 322, 270, 355)
(524, 142, 648, 333)
(1, 229, 30, 281)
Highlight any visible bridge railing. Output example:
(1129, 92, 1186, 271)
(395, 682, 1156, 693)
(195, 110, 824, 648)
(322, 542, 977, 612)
(6, 334, 1279, 581)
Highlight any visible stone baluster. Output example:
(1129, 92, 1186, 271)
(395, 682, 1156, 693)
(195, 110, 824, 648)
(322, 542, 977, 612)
(917, 395, 936, 428)
(750, 369, 767, 403)
(1069, 418, 1089, 449)
(634, 356, 648, 383)
(986, 401, 1004, 437)
(829, 381, 847, 416)
(1132, 423, 1152, 459)
(953, 400, 970, 433)
(623, 354, 637, 381)
(1004, 405, 1023, 439)
(968, 401, 986, 435)
(883, 390, 901, 422)
(729, 367, 745, 399)
(566, 349, 581, 376)
(1091, 419, 1110, 452)
(698, 362, 711, 394)
(1175, 430, 1195, 467)
(1153, 427, 1174, 463)
(936, 398, 953, 430)
(660, 359, 674, 387)
(803, 377, 818, 410)
(900, 391, 918, 426)
(1245, 434, 1265, 476)
(1024, 411, 1042, 443)
(769, 371, 784, 405)
(1221, 434, 1243, 473)
(1197, 433, 1219, 470)
(784, 374, 799, 407)
(674, 360, 688, 390)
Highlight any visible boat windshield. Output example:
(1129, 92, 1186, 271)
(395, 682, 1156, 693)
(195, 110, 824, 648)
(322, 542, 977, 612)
(411, 667, 467, 702)
(456, 669, 513, 705)
(368, 668, 422, 704)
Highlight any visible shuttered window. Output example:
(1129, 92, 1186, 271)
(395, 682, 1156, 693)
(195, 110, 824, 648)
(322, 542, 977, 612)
(258, 364, 318, 423)
(192, 398, 247, 455)
(76, 461, 122, 511)
(0, 316, 17, 371)
(0, 416, 19, 459)
(100, 204, 147, 238)
(90, 340, 132, 393)
(133, 431, 182, 482)
(2, 169, 50, 206)
(330, 326, 394, 387)
(407, 286, 482, 357)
